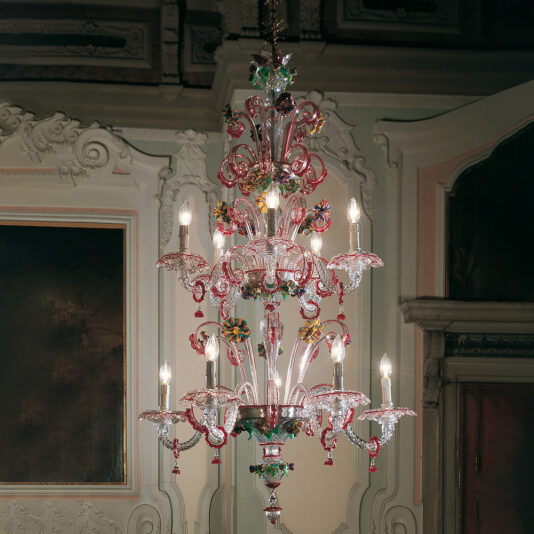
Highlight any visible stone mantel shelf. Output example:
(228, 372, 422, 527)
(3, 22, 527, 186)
(401, 299, 534, 333)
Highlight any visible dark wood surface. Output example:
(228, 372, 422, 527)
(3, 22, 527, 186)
(461, 383, 534, 533)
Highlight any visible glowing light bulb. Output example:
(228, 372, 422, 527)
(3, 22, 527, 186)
(330, 335, 345, 363)
(265, 185, 280, 210)
(310, 231, 323, 255)
(213, 229, 225, 249)
(178, 200, 192, 226)
(380, 354, 392, 379)
(205, 334, 219, 362)
(274, 371, 282, 389)
(159, 360, 171, 385)
(347, 197, 360, 224)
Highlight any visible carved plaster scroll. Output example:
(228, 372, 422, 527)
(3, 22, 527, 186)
(159, 129, 219, 249)
(297, 91, 377, 218)
(0, 102, 137, 186)
(127, 503, 162, 534)
(383, 504, 418, 534)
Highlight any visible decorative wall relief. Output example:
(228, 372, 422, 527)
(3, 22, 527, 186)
(0, 3, 161, 84)
(159, 129, 219, 249)
(445, 332, 534, 358)
(0, 102, 134, 185)
(1, 501, 122, 534)
(297, 91, 377, 217)
(127, 504, 162, 534)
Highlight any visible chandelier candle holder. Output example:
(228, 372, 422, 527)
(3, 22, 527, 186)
(140, 32, 415, 524)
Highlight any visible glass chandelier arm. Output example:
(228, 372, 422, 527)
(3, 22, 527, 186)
(287, 382, 309, 405)
(312, 258, 339, 295)
(159, 430, 203, 451)
(244, 338, 261, 402)
(235, 380, 258, 404)
(343, 420, 396, 451)
(342, 425, 369, 451)
(243, 96, 272, 170)
(223, 404, 240, 435)
(279, 194, 306, 240)
(228, 143, 259, 180)
(203, 407, 226, 445)
(234, 197, 263, 239)
(283, 338, 302, 404)
(280, 101, 320, 162)
(379, 421, 395, 447)
(296, 320, 348, 384)
(296, 342, 315, 385)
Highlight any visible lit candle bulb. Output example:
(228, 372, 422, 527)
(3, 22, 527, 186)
(380, 354, 393, 407)
(347, 197, 361, 252)
(213, 229, 225, 263)
(330, 335, 345, 390)
(159, 360, 171, 411)
(178, 200, 192, 251)
(274, 371, 282, 389)
(310, 231, 323, 255)
(265, 185, 280, 238)
(205, 333, 219, 389)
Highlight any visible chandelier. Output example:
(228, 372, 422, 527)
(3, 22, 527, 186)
(140, 7, 415, 525)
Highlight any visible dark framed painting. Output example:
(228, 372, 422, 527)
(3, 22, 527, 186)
(0, 222, 126, 484)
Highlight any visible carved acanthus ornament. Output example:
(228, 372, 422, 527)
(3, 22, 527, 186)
(297, 91, 377, 218)
(0, 102, 133, 185)
(1, 501, 122, 534)
(159, 129, 219, 249)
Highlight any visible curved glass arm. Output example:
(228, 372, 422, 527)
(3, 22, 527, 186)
(158, 428, 203, 451)
(343, 419, 398, 451)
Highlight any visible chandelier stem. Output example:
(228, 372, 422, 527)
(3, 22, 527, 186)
(159, 382, 170, 411)
(206, 360, 216, 389)
(348, 222, 360, 252)
(179, 224, 190, 252)
(333, 362, 344, 390)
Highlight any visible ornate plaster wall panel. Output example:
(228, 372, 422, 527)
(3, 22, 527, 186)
(375, 81, 534, 534)
(0, 103, 173, 532)
(161, 0, 180, 85)
(0, 3, 162, 83)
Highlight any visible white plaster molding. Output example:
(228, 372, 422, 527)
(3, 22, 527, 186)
(383, 505, 418, 534)
(296, 91, 377, 218)
(0, 103, 125, 184)
(0, 107, 175, 529)
(372, 81, 534, 534)
(127, 503, 162, 534)
(159, 129, 219, 250)
(1, 501, 122, 534)
(401, 300, 534, 333)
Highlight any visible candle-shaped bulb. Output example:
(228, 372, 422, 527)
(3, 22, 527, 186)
(178, 200, 192, 226)
(265, 185, 280, 210)
(274, 371, 282, 389)
(310, 231, 323, 255)
(213, 229, 225, 249)
(330, 335, 346, 363)
(205, 333, 219, 362)
(159, 360, 171, 411)
(380, 353, 392, 378)
(347, 197, 360, 224)
(159, 360, 171, 385)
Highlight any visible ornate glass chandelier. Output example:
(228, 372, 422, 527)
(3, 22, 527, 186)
(140, 5, 415, 525)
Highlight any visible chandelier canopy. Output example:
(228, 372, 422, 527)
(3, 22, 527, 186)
(140, 9, 415, 525)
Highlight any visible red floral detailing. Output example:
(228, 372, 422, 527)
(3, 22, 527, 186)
(368, 436, 381, 473)
(185, 408, 228, 449)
